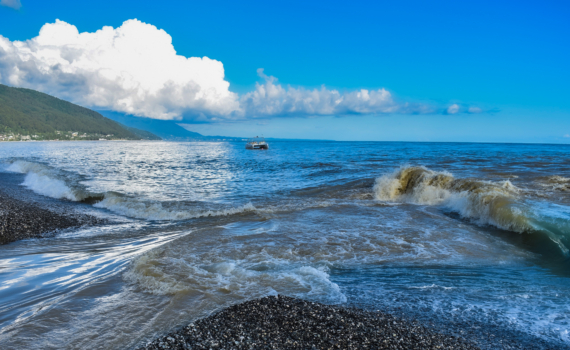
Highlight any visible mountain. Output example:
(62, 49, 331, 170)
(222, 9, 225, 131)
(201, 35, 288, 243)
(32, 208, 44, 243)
(99, 112, 244, 141)
(124, 126, 162, 140)
(98, 111, 205, 140)
(101, 112, 332, 142)
(0, 84, 324, 142)
(0, 84, 160, 140)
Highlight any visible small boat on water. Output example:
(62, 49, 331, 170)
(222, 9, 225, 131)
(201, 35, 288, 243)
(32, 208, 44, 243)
(246, 136, 269, 150)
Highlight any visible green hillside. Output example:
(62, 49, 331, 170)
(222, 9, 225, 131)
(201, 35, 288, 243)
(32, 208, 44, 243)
(0, 84, 159, 141)
(125, 126, 162, 140)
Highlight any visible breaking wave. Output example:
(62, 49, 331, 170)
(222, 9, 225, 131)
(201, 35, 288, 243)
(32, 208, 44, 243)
(124, 242, 346, 305)
(6, 160, 256, 221)
(537, 175, 570, 192)
(374, 166, 570, 256)
(7, 160, 101, 202)
(94, 194, 256, 221)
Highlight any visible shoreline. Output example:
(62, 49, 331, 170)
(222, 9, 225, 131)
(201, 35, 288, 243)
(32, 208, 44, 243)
(140, 295, 479, 350)
(140, 295, 569, 350)
(0, 188, 105, 245)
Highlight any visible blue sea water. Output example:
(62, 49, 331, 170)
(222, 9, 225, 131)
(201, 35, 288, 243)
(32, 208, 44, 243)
(0, 141, 569, 349)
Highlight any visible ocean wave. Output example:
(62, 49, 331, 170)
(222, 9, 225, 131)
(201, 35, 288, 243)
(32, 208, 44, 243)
(409, 284, 455, 290)
(6, 160, 257, 221)
(537, 175, 570, 192)
(94, 194, 256, 221)
(124, 244, 346, 304)
(7, 160, 99, 202)
(374, 166, 570, 256)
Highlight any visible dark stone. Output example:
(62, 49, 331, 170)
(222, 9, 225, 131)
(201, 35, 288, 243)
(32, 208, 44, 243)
(0, 188, 105, 244)
(140, 295, 480, 350)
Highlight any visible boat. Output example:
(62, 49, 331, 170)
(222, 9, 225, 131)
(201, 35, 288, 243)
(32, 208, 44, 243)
(245, 136, 269, 150)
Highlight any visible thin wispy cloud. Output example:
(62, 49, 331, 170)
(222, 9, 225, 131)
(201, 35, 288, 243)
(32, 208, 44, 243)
(445, 104, 485, 115)
(0, 19, 482, 122)
(0, 0, 21, 10)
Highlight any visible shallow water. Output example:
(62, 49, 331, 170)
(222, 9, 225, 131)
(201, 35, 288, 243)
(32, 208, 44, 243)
(0, 141, 569, 349)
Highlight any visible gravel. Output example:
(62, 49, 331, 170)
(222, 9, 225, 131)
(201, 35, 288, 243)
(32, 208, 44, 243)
(140, 295, 480, 350)
(0, 189, 105, 244)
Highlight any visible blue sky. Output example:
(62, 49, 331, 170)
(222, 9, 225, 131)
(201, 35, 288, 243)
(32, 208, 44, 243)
(1, 0, 569, 142)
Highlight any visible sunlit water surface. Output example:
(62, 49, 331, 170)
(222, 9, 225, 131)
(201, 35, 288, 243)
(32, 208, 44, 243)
(0, 141, 570, 349)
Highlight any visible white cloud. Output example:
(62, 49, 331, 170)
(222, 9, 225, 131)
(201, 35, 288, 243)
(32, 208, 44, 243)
(445, 104, 484, 115)
(239, 69, 433, 117)
(0, 0, 21, 10)
(0, 19, 239, 120)
(0, 19, 480, 122)
(446, 104, 460, 114)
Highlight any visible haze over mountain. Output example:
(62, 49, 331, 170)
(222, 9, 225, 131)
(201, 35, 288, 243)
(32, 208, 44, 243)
(98, 111, 244, 141)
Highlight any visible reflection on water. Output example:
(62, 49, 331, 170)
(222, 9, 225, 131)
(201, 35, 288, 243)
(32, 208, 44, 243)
(0, 141, 569, 349)
(0, 221, 189, 347)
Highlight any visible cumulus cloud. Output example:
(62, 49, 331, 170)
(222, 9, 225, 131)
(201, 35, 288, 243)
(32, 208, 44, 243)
(239, 69, 433, 117)
(0, 0, 21, 10)
(0, 19, 483, 122)
(446, 104, 460, 114)
(0, 19, 239, 120)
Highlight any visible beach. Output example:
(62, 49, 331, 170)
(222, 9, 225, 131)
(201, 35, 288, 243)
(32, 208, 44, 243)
(0, 141, 569, 350)
(141, 295, 479, 350)
(0, 187, 104, 244)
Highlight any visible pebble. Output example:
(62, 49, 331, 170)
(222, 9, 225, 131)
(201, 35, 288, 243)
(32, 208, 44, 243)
(141, 295, 480, 350)
(0, 189, 105, 244)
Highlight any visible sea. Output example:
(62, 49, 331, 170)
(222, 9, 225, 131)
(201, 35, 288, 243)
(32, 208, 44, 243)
(0, 141, 569, 349)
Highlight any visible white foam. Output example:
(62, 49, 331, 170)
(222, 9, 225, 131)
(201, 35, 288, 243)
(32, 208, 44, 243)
(94, 194, 256, 220)
(374, 167, 449, 205)
(21, 172, 78, 201)
(410, 284, 455, 290)
(538, 175, 570, 192)
(7, 161, 83, 201)
(373, 166, 521, 226)
(373, 166, 570, 255)
(205, 262, 236, 275)
(124, 243, 347, 305)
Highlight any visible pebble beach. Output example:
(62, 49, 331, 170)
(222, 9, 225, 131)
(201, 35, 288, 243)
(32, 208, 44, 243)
(141, 295, 479, 350)
(0, 188, 104, 245)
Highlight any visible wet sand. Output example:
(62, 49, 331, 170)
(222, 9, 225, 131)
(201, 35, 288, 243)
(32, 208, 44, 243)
(140, 295, 479, 350)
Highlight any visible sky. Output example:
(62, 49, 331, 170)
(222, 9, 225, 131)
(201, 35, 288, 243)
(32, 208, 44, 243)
(1, 0, 569, 142)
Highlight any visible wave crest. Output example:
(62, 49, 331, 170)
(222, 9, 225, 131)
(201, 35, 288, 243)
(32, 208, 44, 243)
(374, 166, 570, 256)
(538, 175, 570, 192)
(124, 244, 346, 304)
(6, 160, 256, 221)
(94, 194, 256, 221)
(7, 160, 98, 202)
